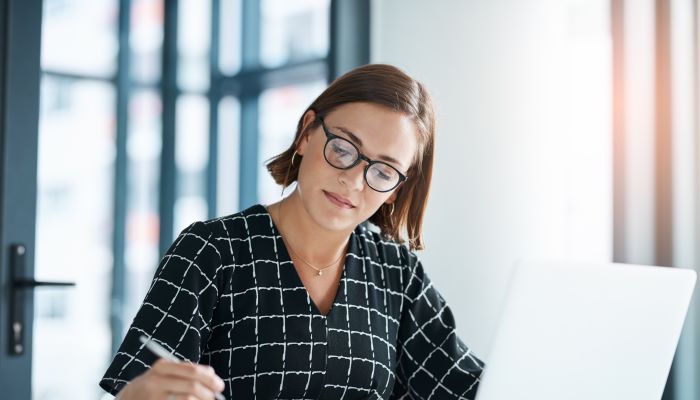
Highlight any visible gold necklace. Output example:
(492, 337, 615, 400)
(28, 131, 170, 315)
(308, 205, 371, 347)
(275, 202, 345, 277)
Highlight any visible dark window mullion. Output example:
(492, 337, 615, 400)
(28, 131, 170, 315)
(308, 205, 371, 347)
(130, 81, 166, 91)
(110, 0, 131, 354)
(238, 0, 261, 209)
(215, 60, 328, 108)
(159, 0, 179, 255)
(0, 0, 42, 396)
(329, 0, 370, 80)
(259, 61, 328, 90)
(208, 0, 221, 218)
(221, 58, 328, 91)
(42, 70, 114, 83)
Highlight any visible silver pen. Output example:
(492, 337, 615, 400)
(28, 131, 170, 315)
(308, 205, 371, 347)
(139, 335, 226, 400)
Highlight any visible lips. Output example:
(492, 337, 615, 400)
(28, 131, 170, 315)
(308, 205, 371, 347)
(323, 190, 355, 208)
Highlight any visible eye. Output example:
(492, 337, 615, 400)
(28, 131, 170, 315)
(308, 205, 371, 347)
(331, 142, 350, 156)
(371, 165, 394, 181)
(330, 141, 356, 162)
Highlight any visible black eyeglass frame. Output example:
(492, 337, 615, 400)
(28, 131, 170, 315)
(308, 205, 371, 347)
(318, 117, 408, 193)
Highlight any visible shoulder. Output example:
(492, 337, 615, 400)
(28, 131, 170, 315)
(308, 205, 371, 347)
(194, 204, 272, 261)
(199, 204, 269, 238)
(354, 221, 419, 270)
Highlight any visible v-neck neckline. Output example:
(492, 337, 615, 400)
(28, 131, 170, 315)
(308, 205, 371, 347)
(255, 203, 353, 319)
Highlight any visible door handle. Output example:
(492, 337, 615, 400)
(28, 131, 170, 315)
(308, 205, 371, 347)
(13, 279, 76, 288)
(9, 244, 75, 356)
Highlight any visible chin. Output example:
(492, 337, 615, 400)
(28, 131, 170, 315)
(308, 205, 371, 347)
(318, 217, 354, 232)
(309, 191, 362, 231)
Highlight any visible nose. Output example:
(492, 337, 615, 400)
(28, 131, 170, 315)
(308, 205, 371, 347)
(339, 162, 366, 191)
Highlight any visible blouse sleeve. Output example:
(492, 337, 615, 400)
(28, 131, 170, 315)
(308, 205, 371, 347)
(99, 221, 223, 396)
(391, 252, 485, 400)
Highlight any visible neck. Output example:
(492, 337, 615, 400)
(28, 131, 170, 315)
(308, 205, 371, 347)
(271, 190, 351, 265)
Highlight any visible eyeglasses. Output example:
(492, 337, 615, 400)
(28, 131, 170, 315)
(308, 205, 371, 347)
(319, 117, 407, 192)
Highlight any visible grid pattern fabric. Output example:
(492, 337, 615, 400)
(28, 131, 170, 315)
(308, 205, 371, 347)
(100, 204, 484, 399)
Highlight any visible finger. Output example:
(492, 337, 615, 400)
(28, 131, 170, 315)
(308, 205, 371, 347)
(151, 360, 225, 393)
(151, 375, 217, 400)
(169, 396, 206, 400)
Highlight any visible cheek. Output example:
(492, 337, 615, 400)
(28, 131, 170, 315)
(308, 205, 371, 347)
(297, 144, 332, 186)
(361, 191, 393, 212)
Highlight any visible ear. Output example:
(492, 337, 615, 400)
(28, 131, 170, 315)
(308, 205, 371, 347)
(386, 191, 399, 204)
(296, 109, 317, 156)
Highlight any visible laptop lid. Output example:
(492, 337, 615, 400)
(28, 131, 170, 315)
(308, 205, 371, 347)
(475, 260, 696, 400)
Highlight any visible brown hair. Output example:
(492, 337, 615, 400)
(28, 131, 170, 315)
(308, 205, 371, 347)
(265, 64, 435, 250)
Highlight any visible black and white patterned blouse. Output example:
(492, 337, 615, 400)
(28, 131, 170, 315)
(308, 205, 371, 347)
(100, 204, 484, 399)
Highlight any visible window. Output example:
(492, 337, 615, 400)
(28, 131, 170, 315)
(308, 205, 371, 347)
(34, 0, 344, 398)
(35, 2, 118, 399)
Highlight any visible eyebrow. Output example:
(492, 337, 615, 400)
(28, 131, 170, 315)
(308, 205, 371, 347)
(333, 125, 405, 170)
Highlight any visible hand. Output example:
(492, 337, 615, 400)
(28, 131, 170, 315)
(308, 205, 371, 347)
(115, 359, 225, 400)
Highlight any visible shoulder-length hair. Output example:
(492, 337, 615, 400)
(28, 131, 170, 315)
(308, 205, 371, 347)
(266, 64, 435, 251)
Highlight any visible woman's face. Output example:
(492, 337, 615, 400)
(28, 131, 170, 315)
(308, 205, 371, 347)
(295, 101, 418, 233)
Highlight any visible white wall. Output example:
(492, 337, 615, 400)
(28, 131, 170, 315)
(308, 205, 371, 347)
(371, 0, 613, 359)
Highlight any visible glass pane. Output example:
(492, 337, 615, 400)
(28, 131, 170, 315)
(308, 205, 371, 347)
(217, 96, 241, 216)
(219, 0, 242, 75)
(41, 0, 118, 77)
(131, 0, 164, 84)
(175, 95, 210, 235)
(258, 80, 326, 205)
(178, 0, 211, 92)
(33, 76, 115, 400)
(260, 0, 330, 68)
(124, 90, 162, 323)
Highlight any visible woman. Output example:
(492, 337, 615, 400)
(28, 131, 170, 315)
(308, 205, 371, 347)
(100, 64, 484, 400)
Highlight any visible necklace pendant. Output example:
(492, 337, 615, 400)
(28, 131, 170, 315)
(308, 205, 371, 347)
(317, 270, 323, 276)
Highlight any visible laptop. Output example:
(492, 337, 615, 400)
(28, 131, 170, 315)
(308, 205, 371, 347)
(475, 260, 697, 400)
